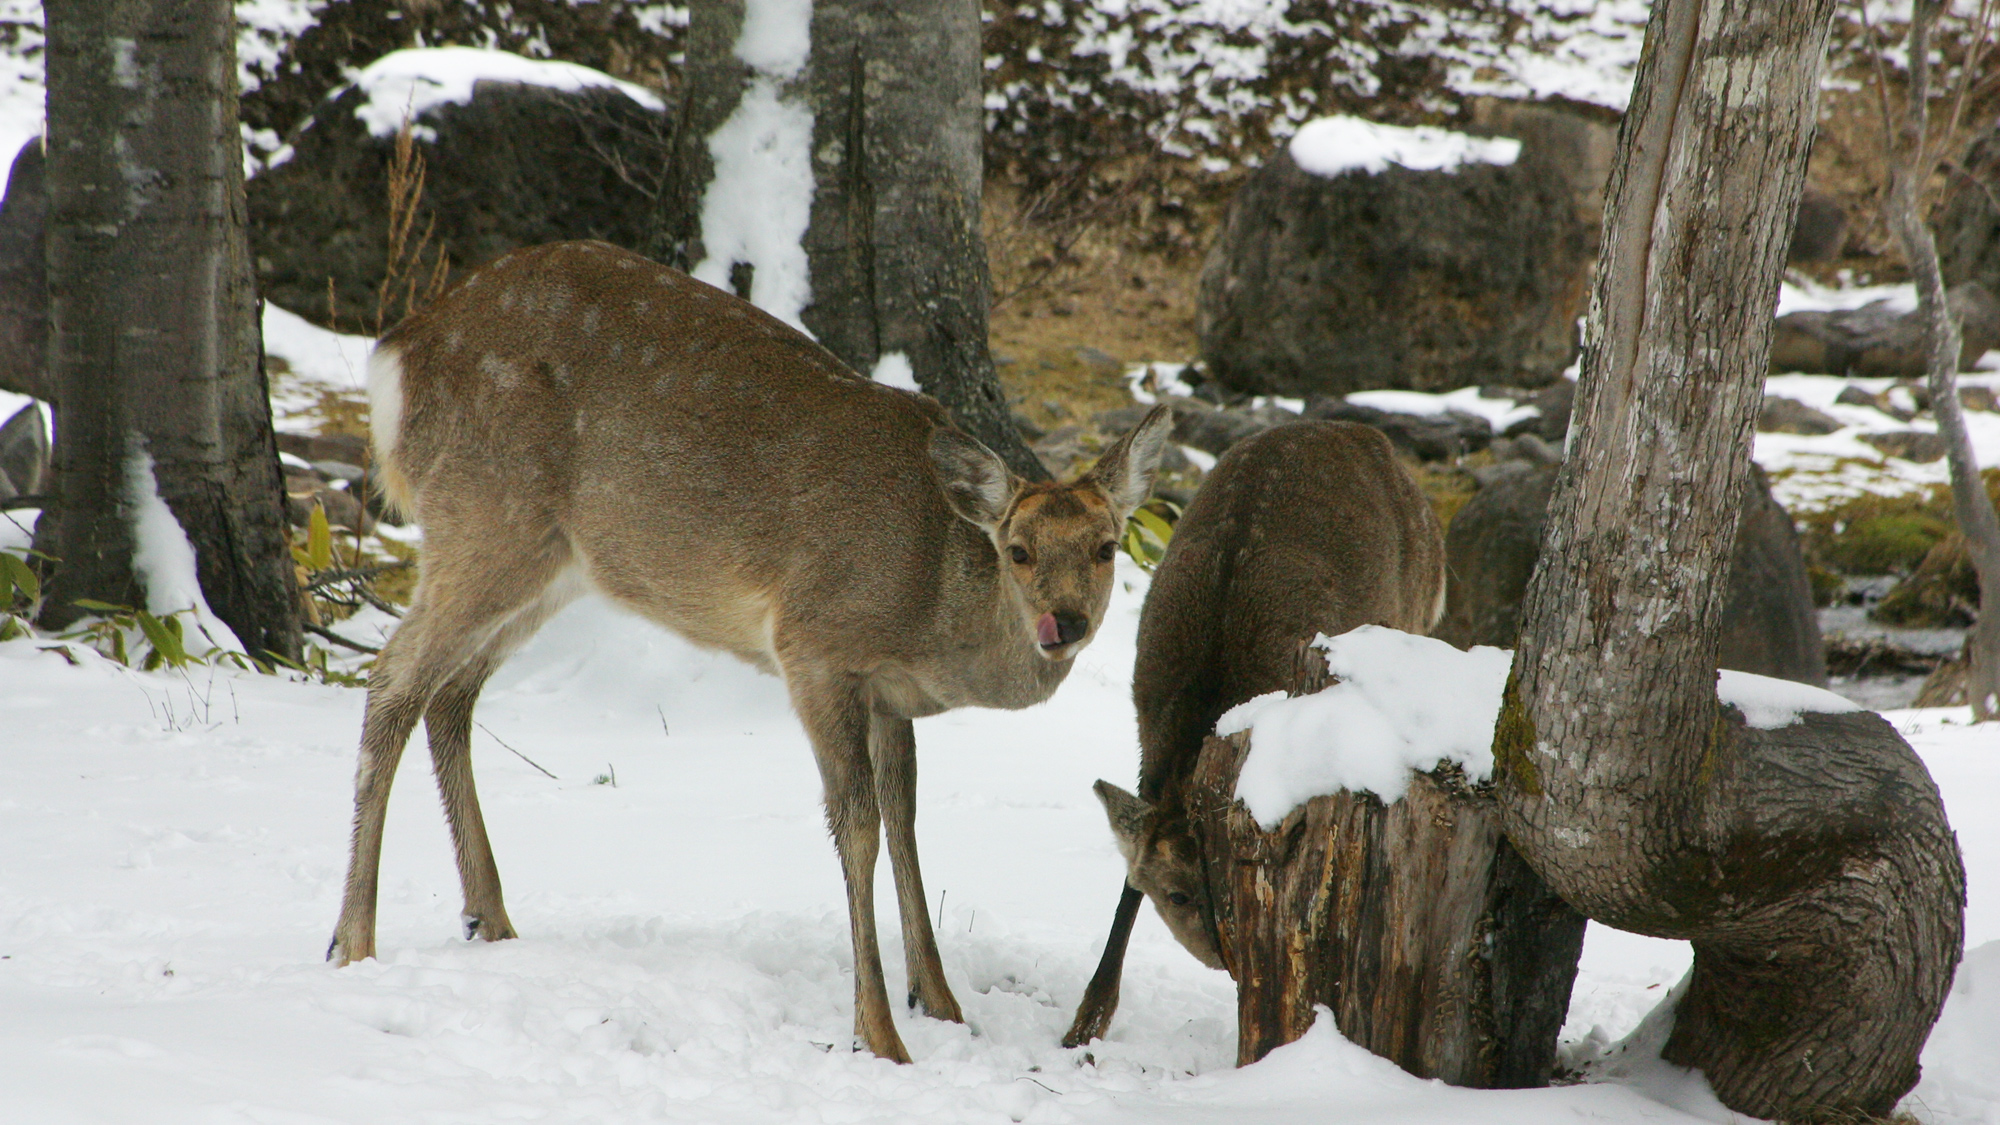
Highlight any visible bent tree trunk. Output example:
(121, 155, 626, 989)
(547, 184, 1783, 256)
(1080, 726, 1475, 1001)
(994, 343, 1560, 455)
(1188, 645, 1586, 1085)
(1495, 0, 1964, 1119)
(37, 0, 300, 660)
(671, 0, 1045, 480)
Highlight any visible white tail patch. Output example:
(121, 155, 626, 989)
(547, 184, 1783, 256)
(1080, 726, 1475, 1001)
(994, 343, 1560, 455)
(366, 345, 416, 518)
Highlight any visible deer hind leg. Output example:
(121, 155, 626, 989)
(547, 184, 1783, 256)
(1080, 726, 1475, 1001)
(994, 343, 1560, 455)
(791, 672, 911, 1064)
(328, 531, 576, 966)
(420, 568, 579, 945)
(869, 712, 963, 1024)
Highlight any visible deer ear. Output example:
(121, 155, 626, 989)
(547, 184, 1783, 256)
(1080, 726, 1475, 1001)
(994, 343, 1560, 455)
(1085, 404, 1172, 519)
(1094, 779, 1154, 865)
(930, 426, 1018, 532)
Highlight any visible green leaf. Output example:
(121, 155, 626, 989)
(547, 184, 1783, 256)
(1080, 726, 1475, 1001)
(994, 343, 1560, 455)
(72, 598, 133, 614)
(109, 627, 128, 667)
(1131, 508, 1175, 543)
(0, 548, 33, 600)
(306, 504, 334, 572)
(136, 610, 190, 668)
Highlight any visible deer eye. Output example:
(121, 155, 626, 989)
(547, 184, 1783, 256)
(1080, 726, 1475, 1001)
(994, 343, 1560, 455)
(1167, 892, 1192, 907)
(1097, 541, 1118, 562)
(1009, 545, 1030, 565)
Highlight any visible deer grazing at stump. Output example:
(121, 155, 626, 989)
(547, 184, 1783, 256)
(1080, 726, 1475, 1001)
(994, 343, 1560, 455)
(1063, 420, 1445, 1048)
(329, 240, 1172, 1065)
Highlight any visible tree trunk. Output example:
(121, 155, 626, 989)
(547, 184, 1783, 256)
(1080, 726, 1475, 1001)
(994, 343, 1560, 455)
(673, 0, 1046, 480)
(1883, 0, 2000, 721)
(1188, 645, 1586, 1085)
(1494, 0, 1964, 1118)
(37, 0, 300, 662)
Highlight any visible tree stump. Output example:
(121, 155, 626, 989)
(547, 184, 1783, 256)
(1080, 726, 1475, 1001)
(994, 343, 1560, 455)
(1185, 646, 1585, 1085)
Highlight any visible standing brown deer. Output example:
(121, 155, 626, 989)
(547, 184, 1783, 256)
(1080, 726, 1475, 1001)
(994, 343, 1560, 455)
(329, 240, 1172, 1065)
(1062, 420, 1445, 1048)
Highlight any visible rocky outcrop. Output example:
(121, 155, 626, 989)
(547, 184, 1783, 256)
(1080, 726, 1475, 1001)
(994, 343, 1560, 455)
(249, 77, 671, 327)
(0, 139, 47, 404)
(1197, 121, 1589, 398)
(1770, 281, 2000, 376)
(1939, 125, 2000, 298)
(1438, 464, 1825, 685)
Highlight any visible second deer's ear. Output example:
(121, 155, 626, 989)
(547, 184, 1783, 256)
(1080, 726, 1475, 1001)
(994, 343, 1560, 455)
(931, 426, 1018, 532)
(1084, 404, 1172, 519)
(1094, 779, 1154, 865)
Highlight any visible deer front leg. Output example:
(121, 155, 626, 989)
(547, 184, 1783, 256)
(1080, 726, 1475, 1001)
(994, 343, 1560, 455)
(870, 712, 963, 1024)
(1062, 882, 1144, 1047)
(794, 675, 911, 1063)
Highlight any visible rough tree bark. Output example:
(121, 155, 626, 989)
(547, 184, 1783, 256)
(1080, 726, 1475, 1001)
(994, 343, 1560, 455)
(1186, 644, 1586, 1085)
(1882, 0, 2000, 721)
(671, 0, 1045, 480)
(36, 0, 300, 661)
(1494, 0, 1964, 1119)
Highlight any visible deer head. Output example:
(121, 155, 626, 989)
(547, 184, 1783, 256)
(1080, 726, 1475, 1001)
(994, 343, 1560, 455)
(930, 405, 1171, 660)
(1095, 779, 1225, 970)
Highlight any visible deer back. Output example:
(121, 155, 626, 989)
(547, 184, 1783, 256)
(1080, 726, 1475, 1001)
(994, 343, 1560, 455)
(1132, 420, 1446, 801)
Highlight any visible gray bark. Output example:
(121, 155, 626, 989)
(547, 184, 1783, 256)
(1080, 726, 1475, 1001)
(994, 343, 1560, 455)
(1494, 0, 1964, 1119)
(1883, 0, 2000, 721)
(36, 0, 300, 661)
(675, 0, 1045, 480)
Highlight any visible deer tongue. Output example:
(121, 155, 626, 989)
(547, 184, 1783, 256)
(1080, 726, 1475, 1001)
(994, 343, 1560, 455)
(1036, 612, 1062, 647)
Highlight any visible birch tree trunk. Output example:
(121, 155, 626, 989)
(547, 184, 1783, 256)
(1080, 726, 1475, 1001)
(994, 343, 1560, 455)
(1495, 0, 1964, 1118)
(36, 0, 301, 661)
(1882, 0, 2000, 721)
(672, 0, 1045, 480)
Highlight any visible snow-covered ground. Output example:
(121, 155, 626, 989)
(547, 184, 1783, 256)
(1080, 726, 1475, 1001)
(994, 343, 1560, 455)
(2, 515, 1997, 1123)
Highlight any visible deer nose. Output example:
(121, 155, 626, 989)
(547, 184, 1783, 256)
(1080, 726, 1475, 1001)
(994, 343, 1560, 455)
(1048, 611, 1089, 647)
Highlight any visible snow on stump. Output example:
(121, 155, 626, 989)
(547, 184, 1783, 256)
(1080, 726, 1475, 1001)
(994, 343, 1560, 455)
(1184, 630, 1585, 1085)
(1185, 626, 1946, 1101)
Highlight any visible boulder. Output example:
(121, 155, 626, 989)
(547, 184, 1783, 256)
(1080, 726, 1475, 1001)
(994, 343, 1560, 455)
(0, 399, 47, 500)
(1197, 130, 1589, 397)
(1939, 125, 2000, 300)
(249, 74, 671, 327)
(1770, 282, 2000, 376)
(1438, 464, 1825, 685)
(1303, 396, 1492, 462)
(1758, 395, 1842, 435)
(0, 139, 46, 403)
(1788, 187, 1847, 264)
(1873, 534, 1977, 629)
(1859, 430, 1948, 463)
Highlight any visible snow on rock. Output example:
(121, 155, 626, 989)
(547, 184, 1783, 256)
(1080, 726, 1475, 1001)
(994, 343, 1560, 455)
(1221, 627, 1512, 827)
(346, 47, 664, 141)
(1716, 669, 1862, 729)
(1289, 115, 1520, 179)
(690, 0, 816, 334)
(1346, 386, 1543, 433)
(1224, 628, 1872, 829)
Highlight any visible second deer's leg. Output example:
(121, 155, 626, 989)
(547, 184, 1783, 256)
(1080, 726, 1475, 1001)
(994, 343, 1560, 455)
(870, 712, 963, 1023)
(1061, 882, 1144, 1047)
(792, 673, 911, 1064)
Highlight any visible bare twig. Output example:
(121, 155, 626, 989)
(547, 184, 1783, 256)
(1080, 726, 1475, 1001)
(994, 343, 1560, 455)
(303, 621, 381, 654)
(475, 720, 560, 780)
